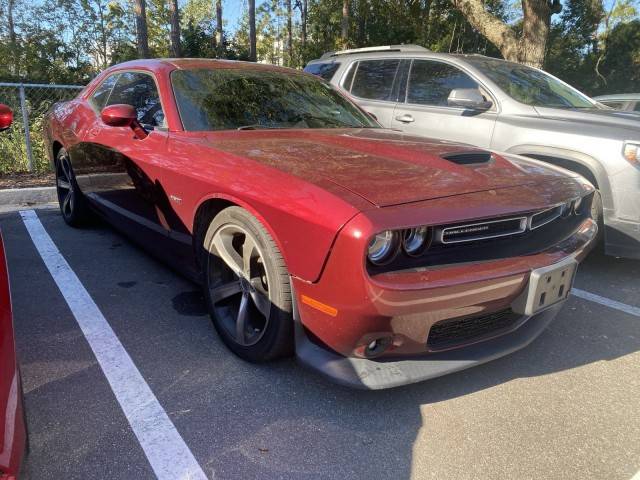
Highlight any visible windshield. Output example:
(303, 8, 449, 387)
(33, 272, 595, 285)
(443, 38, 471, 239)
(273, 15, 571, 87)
(465, 57, 595, 109)
(171, 68, 378, 131)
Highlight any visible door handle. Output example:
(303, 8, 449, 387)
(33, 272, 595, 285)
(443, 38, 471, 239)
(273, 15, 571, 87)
(89, 127, 100, 137)
(395, 114, 414, 123)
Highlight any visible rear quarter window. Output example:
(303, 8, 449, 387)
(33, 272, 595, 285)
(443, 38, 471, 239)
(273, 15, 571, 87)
(303, 62, 341, 81)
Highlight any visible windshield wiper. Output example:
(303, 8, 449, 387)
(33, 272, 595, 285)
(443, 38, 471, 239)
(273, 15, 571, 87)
(288, 113, 369, 128)
(237, 124, 288, 131)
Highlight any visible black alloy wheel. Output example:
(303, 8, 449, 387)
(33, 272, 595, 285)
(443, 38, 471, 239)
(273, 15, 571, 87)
(203, 207, 293, 362)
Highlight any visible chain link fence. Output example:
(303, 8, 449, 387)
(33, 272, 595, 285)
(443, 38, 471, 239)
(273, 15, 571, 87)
(0, 83, 84, 175)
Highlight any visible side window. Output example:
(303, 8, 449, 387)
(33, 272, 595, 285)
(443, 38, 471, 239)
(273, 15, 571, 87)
(601, 101, 626, 110)
(350, 59, 401, 101)
(106, 72, 165, 127)
(633, 102, 640, 112)
(407, 60, 479, 106)
(304, 62, 341, 81)
(89, 74, 119, 111)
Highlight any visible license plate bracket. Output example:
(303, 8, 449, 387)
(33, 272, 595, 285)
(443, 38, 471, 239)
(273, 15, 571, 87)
(512, 257, 577, 316)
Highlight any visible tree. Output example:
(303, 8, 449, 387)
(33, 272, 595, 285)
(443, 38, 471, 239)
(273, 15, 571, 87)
(6, 0, 17, 74)
(170, 0, 181, 57)
(301, 0, 308, 47)
(133, 0, 150, 58)
(450, 0, 562, 67)
(286, 0, 293, 66)
(249, 0, 256, 61)
(341, 0, 349, 46)
(215, 0, 223, 57)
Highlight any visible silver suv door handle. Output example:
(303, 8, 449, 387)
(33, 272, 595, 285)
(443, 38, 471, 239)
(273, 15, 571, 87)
(395, 114, 414, 123)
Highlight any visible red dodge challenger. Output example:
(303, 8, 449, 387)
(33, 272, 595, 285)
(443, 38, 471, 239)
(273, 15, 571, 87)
(44, 59, 597, 389)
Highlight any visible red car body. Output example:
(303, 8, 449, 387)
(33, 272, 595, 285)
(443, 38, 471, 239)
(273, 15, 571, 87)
(44, 59, 597, 388)
(0, 104, 12, 131)
(0, 231, 26, 479)
(0, 104, 26, 477)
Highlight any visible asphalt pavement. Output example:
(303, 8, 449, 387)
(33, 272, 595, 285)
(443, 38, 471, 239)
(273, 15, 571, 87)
(1, 206, 639, 480)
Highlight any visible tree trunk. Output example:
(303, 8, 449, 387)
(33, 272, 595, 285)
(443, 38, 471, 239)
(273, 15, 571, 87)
(286, 0, 292, 66)
(7, 0, 16, 47)
(215, 0, 223, 58)
(169, 0, 181, 57)
(301, 0, 308, 48)
(133, 0, 150, 58)
(249, 0, 256, 61)
(341, 0, 349, 45)
(449, 0, 557, 67)
(357, 0, 367, 45)
(519, 0, 551, 66)
(423, 0, 432, 45)
(7, 0, 17, 75)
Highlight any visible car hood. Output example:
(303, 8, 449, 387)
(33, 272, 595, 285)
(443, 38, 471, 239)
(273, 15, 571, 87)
(202, 128, 576, 207)
(534, 106, 640, 134)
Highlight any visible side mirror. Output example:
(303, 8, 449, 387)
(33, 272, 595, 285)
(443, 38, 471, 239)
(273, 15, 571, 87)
(101, 104, 147, 139)
(0, 104, 13, 132)
(447, 88, 493, 111)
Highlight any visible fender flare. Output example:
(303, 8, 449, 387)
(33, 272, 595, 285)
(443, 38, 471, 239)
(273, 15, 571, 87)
(505, 144, 613, 211)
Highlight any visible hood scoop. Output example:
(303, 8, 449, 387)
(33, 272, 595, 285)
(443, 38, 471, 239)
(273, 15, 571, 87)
(441, 151, 492, 165)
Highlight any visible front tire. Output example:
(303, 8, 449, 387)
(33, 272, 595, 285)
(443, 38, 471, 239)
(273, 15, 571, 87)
(591, 190, 604, 245)
(202, 207, 293, 362)
(55, 147, 90, 227)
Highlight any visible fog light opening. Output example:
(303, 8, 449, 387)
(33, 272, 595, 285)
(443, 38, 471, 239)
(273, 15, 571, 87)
(364, 336, 393, 358)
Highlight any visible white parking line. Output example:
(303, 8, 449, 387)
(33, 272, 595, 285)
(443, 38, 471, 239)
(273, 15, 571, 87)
(572, 287, 640, 317)
(19, 210, 209, 480)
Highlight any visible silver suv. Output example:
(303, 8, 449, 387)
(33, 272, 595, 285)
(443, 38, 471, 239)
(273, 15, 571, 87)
(305, 45, 640, 259)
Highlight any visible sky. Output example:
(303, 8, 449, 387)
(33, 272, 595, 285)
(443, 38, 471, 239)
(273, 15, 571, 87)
(221, 0, 266, 33)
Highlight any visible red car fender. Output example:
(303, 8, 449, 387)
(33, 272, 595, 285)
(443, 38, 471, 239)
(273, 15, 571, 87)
(192, 191, 289, 264)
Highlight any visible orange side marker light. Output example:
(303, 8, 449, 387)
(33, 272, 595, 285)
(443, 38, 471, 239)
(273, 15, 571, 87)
(300, 295, 338, 317)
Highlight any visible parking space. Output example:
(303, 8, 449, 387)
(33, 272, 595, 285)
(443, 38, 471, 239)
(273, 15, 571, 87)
(2, 206, 639, 480)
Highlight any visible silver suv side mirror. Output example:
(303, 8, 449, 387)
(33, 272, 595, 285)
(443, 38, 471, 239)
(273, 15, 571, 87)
(447, 88, 493, 111)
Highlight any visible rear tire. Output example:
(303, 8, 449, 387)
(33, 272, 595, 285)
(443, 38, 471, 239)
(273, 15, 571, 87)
(55, 147, 91, 227)
(202, 207, 293, 362)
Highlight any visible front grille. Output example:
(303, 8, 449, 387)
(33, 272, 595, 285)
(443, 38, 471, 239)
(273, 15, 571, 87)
(440, 217, 527, 244)
(367, 192, 594, 275)
(530, 204, 564, 230)
(427, 309, 521, 351)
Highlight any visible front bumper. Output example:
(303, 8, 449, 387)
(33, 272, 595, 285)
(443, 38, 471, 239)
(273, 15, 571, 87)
(295, 302, 563, 389)
(292, 216, 597, 389)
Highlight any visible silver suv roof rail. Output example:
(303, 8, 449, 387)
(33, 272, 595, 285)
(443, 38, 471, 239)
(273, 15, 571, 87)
(320, 44, 430, 59)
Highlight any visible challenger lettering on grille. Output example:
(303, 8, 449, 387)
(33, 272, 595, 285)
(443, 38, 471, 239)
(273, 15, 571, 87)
(446, 225, 490, 235)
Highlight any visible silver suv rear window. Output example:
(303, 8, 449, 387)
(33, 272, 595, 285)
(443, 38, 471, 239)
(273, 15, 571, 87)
(303, 62, 341, 81)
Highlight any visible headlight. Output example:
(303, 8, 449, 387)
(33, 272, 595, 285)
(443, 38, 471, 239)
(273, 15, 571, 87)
(367, 230, 399, 265)
(623, 142, 640, 166)
(573, 196, 583, 214)
(402, 226, 431, 256)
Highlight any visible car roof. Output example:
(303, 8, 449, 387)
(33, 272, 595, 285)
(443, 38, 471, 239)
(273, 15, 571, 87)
(593, 93, 640, 101)
(109, 58, 303, 76)
(307, 46, 499, 65)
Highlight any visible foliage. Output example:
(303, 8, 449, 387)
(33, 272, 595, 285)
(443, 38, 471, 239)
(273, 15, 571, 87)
(0, 0, 637, 92)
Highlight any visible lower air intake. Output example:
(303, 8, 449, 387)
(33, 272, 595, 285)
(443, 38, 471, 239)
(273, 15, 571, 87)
(427, 309, 521, 351)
